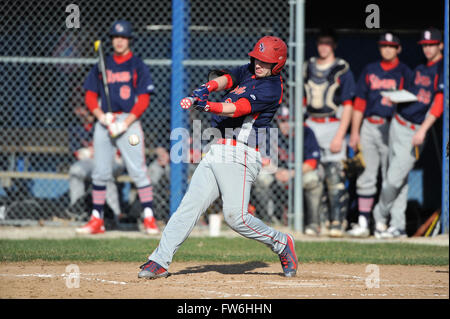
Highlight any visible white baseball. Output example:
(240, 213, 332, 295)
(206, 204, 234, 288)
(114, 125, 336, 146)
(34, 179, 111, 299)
(128, 134, 140, 146)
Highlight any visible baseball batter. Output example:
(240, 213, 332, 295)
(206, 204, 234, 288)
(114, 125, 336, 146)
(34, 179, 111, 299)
(372, 28, 444, 238)
(76, 20, 159, 235)
(303, 29, 356, 237)
(138, 36, 298, 279)
(347, 32, 413, 238)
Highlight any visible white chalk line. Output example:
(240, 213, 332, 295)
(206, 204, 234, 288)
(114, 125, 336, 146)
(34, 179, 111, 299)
(0, 273, 127, 285)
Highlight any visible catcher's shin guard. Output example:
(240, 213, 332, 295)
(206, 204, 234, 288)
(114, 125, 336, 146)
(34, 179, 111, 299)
(324, 162, 348, 224)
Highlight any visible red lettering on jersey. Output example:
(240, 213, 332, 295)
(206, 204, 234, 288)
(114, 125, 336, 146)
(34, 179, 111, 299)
(107, 70, 131, 84)
(414, 71, 431, 87)
(230, 85, 246, 95)
(416, 88, 431, 104)
(368, 74, 397, 90)
(120, 85, 131, 100)
(224, 98, 232, 103)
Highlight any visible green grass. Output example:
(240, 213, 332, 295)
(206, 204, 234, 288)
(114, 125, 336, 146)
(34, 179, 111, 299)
(0, 237, 448, 265)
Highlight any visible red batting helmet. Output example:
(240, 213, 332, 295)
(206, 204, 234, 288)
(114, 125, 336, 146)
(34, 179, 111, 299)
(248, 36, 287, 75)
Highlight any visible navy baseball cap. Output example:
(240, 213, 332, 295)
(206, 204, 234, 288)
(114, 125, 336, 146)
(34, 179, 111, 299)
(418, 28, 442, 44)
(378, 32, 400, 46)
(110, 20, 133, 38)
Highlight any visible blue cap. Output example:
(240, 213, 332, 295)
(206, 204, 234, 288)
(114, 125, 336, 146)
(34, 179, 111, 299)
(110, 20, 133, 38)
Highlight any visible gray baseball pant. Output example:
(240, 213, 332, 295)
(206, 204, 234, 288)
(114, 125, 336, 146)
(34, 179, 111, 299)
(148, 143, 288, 270)
(373, 114, 422, 231)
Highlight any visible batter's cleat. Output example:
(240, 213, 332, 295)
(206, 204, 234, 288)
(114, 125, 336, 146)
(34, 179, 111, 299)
(143, 216, 160, 234)
(138, 260, 169, 279)
(346, 224, 370, 238)
(279, 234, 298, 277)
(75, 215, 105, 234)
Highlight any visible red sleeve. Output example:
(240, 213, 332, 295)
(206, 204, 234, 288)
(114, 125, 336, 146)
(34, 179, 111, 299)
(304, 159, 318, 170)
(85, 90, 99, 113)
(342, 99, 353, 107)
(430, 92, 444, 118)
(130, 93, 150, 118)
(353, 97, 366, 112)
(232, 98, 252, 118)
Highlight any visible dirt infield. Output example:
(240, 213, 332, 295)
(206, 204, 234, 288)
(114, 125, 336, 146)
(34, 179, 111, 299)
(0, 261, 448, 299)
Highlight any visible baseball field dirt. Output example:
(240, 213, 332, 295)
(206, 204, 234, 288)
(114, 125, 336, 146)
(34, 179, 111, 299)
(0, 261, 448, 299)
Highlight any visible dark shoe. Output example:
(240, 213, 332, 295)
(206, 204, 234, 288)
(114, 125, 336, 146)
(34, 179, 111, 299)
(138, 260, 169, 279)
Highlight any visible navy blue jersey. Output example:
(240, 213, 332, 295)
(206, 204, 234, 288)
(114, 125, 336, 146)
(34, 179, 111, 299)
(83, 52, 154, 113)
(397, 58, 444, 124)
(355, 59, 413, 118)
(211, 64, 283, 149)
(277, 125, 320, 169)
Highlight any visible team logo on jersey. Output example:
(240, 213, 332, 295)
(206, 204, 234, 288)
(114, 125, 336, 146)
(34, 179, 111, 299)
(259, 42, 265, 52)
(115, 24, 124, 32)
(230, 85, 246, 95)
(250, 94, 256, 100)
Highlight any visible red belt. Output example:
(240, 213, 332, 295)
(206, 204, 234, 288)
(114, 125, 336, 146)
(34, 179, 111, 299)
(309, 117, 340, 123)
(217, 138, 259, 152)
(367, 116, 386, 124)
(395, 114, 416, 130)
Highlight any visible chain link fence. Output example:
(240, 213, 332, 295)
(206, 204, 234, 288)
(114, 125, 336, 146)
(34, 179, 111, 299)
(0, 0, 293, 228)
(0, 0, 442, 234)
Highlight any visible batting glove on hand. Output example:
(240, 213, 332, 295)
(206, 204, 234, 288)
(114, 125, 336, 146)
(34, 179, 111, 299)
(99, 112, 116, 126)
(108, 121, 128, 138)
(191, 84, 210, 111)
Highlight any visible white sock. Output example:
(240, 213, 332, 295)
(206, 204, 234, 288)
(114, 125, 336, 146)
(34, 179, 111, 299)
(143, 207, 154, 218)
(91, 209, 101, 219)
(358, 215, 369, 229)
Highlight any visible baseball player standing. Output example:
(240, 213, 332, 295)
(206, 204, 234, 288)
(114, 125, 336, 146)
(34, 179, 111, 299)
(76, 20, 159, 235)
(138, 36, 298, 279)
(347, 32, 413, 238)
(372, 28, 444, 238)
(303, 29, 356, 237)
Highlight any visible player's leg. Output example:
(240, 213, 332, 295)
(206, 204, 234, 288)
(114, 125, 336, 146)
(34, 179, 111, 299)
(212, 144, 297, 276)
(69, 159, 93, 206)
(140, 154, 220, 275)
(374, 119, 416, 237)
(323, 161, 348, 237)
(213, 145, 286, 252)
(350, 121, 380, 237)
(76, 123, 115, 234)
(303, 170, 323, 236)
(115, 117, 157, 233)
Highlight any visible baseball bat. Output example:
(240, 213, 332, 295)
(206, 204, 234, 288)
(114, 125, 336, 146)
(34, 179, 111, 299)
(94, 40, 112, 113)
(180, 96, 195, 109)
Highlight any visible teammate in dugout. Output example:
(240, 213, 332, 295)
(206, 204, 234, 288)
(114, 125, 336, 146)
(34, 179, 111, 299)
(76, 20, 159, 235)
(303, 29, 356, 237)
(371, 28, 444, 238)
(138, 36, 298, 279)
(347, 32, 414, 238)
